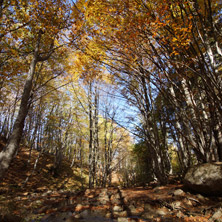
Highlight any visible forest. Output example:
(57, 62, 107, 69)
(0, 0, 222, 221)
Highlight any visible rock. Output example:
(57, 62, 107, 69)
(105, 212, 112, 218)
(85, 189, 91, 195)
(98, 190, 110, 204)
(184, 162, 222, 195)
(111, 193, 121, 200)
(176, 211, 185, 218)
(156, 207, 169, 216)
(42, 192, 48, 197)
(113, 205, 123, 212)
(74, 214, 81, 219)
(173, 189, 185, 196)
(91, 207, 108, 216)
(128, 205, 143, 216)
(144, 203, 152, 211)
(171, 201, 183, 209)
(183, 198, 193, 206)
(143, 205, 169, 219)
(117, 218, 128, 222)
(196, 194, 206, 201)
(75, 204, 84, 211)
(31, 192, 38, 197)
(98, 196, 109, 204)
(144, 203, 156, 212)
(142, 211, 155, 219)
(210, 208, 222, 222)
(113, 210, 128, 217)
(35, 200, 43, 205)
(113, 199, 122, 205)
(80, 209, 90, 218)
(100, 188, 108, 193)
(110, 193, 122, 204)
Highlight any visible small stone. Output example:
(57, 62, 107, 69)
(173, 189, 185, 196)
(35, 200, 42, 205)
(42, 192, 48, 197)
(14, 196, 21, 201)
(98, 196, 110, 204)
(113, 205, 123, 212)
(85, 189, 91, 195)
(75, 204, 83, 211)
(31, 193, 38, 197)
(196, 194, 205, 201)
(100, 188, 108, 193)
(171, 201, 182, 209)
(114, 211, 128, 217)
(80, 209, 90, 218)
(128, 205, 143, 216)
(144, 203, 154, 211)
(142, 211, 155, 219)
(184, 199, 193, 206)
(111, 193, 122, 205)
(176, 211, 184, 218)
(211, 208, 222, 221)
(105, 212, 112, 218)
(117, 217, 128, 222)
(74, 214, 81, 219)
(112, 199, 122, 205)
(156, 207, 169, 216)
(111, 193, 121, 200)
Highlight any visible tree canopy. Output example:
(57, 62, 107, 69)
(0, 0, 222, 187)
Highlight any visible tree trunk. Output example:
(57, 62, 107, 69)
(0, 31, 42, 178)
(88, 81, 94, 188)
(0, 0, 4, 19)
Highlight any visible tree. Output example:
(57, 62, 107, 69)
(0, 0, 75, 178)
(73, 0, 222, 183)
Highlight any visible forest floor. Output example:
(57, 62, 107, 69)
(0, 145, 222, 222)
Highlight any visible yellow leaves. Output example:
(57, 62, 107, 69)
(172, 37, 178, 43)
(54, 39, 60, 46)
(11, 48, 19, 56)
(83, 1, 88, 8)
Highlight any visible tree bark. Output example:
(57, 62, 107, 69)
(88, 81, 94, 188)
(0, 30, 44, 178)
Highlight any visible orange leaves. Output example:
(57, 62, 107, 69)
(71, 0, 201, 84)
(183, 216, 210, 222)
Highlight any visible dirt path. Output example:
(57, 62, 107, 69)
(1, 184, 222, 222)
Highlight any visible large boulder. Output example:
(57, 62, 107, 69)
(183, 162, 222, 195)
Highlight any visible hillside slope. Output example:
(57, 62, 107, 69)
(0, 143, 88, 221)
